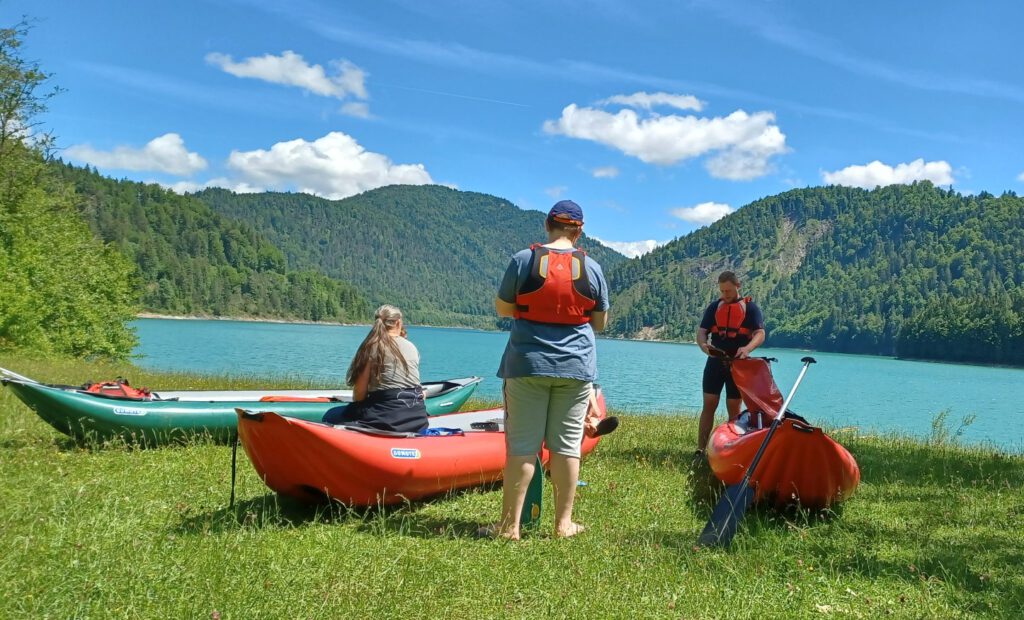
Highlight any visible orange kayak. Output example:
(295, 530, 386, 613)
(707, 359, 860, 510)
(237, 389, 607, 506)
(707, 412, 860, 509)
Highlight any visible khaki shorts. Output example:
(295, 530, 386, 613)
(503, 376, 591, 458)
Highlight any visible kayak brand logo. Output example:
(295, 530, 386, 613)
(390, 448, 421, 459)
(112, 407, 146, 416)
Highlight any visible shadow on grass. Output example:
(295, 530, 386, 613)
(175, 482, 503, 538)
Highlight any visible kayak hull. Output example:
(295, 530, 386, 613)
(1, 374, 481, 444)
(708, 413, 860, 510)
(237, 390, 607, 506)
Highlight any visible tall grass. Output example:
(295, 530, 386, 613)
(1, 353, 1021, 618)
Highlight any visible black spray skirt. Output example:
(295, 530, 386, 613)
(322, 386, 428, 434)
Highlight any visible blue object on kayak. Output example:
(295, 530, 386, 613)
(419, 427, 465, 436)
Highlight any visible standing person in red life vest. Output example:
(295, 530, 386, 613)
(693, 271, 766, 461)
(485, 199, 610, 540)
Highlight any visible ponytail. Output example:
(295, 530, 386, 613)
(346, 305, 410, 385)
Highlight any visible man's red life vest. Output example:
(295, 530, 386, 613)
(710, 296, 753, 339)
(514, 244, 597, 325)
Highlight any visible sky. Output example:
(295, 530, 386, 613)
(7, 0, 1024, 257)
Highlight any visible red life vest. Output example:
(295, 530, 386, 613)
(514, 244, 597, 325)
(710, 296, 753, 339)
(82, 378, 152, 400)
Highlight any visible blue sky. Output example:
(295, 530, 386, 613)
(8, 0, 1024, 256)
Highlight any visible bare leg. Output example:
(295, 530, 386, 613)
(497, 455, 536, 540)
(726, 397, 742, 421)
(697, 392, 720, 451)
(549, 453, 583, 537)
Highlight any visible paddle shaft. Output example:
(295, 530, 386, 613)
(736, 357, 816, 488)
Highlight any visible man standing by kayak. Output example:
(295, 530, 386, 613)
(489, 199, 610, 540)
(694, 271, 766, 461)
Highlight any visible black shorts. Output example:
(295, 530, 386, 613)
(702, 357, 740, 399)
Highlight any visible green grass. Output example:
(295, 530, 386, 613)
(2, 353, 1022, 618)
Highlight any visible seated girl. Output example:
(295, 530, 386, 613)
(323, 305, 429, 434)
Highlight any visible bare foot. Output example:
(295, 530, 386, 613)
(554, 522, 586, 538)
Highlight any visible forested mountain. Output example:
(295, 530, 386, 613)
(195, 185, 628, 328)
(608, 183, 1024, 365)
(53, 163, 372, 323)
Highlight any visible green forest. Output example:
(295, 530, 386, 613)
(53, 163, 371, 324)
(606, 183, 1024, 365)
(195, 185, 627, 328)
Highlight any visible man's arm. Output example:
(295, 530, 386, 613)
(496, 297, 517, 318)
(590, 311, 607, 331)
(736, 329, 766, 358)
(696, 327, 711, 354)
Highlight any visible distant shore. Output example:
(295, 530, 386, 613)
(135, 312, 704, 347)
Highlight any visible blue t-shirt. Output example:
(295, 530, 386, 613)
(700, 299, 765, 352)
(496, 247, 610, 381)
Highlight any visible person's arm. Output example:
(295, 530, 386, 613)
(495, 297, 517, 318)
(352, 365, 371, 402)
(736, 329, 765, 359)
(696, 327, 711, 354)
(589, 310, 607, 331)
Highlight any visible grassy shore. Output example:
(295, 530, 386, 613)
(1, 353, 1021, 618)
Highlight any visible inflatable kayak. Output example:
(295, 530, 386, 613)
(236, 388, 608, 506)
(0, 367, 481, 444)
(706, 358, 860, 510)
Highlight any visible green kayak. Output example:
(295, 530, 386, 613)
(0, 367, 481, 444)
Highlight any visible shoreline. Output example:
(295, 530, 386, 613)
(135, 313, 1024, 369)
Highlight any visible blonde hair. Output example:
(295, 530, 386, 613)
(346, 305, 410, 385)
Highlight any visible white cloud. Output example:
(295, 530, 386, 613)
(543, 100, 787, 180)
(65, 133, 207, 175)
(598, 92, 704, 112)
(590, 237, 667, 258)
(671, 202, 735, 225)
(206, 51, 368, 100)
(160, 178, 262, 195)
(545, 185, 568, 199)
(821, 159, 954, 189)
(225, 131, 432, 200)
(1017, 171, 1024, 182)
(340, 102, 371, 118)
(592, 166, 620, 178)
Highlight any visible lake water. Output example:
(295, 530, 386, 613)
(132, 318, 1023, 453)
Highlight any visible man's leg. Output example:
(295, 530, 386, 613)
(697, 392, 720, 451)
(498, 455, 537, 540)
(549, 453, 582, 537)
(496, 378, 548, 539)
(546, 379, 590, 537)
(725, 398, 743, 420)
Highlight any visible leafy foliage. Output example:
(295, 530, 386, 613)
(0, 22, 137, 358)
(195, 185, 627, 328)
(53, 163, 372, 323)
(608, 183, 1024, 364)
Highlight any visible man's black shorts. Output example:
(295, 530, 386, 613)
(702, 357, 740, 399)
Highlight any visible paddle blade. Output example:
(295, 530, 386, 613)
(697, 481, 756, 547)
(520, 455, 543, 529)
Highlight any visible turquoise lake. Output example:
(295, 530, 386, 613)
(132, 318, 1023, 453)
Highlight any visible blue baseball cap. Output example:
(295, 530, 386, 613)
(548, 200, 584, 225)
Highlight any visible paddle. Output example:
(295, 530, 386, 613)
(519, 454, 543, 528)
(697, 356, 817, 547)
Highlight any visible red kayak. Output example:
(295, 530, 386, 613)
(237, 389, 607, 506)
(707, 358, 860, 510)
